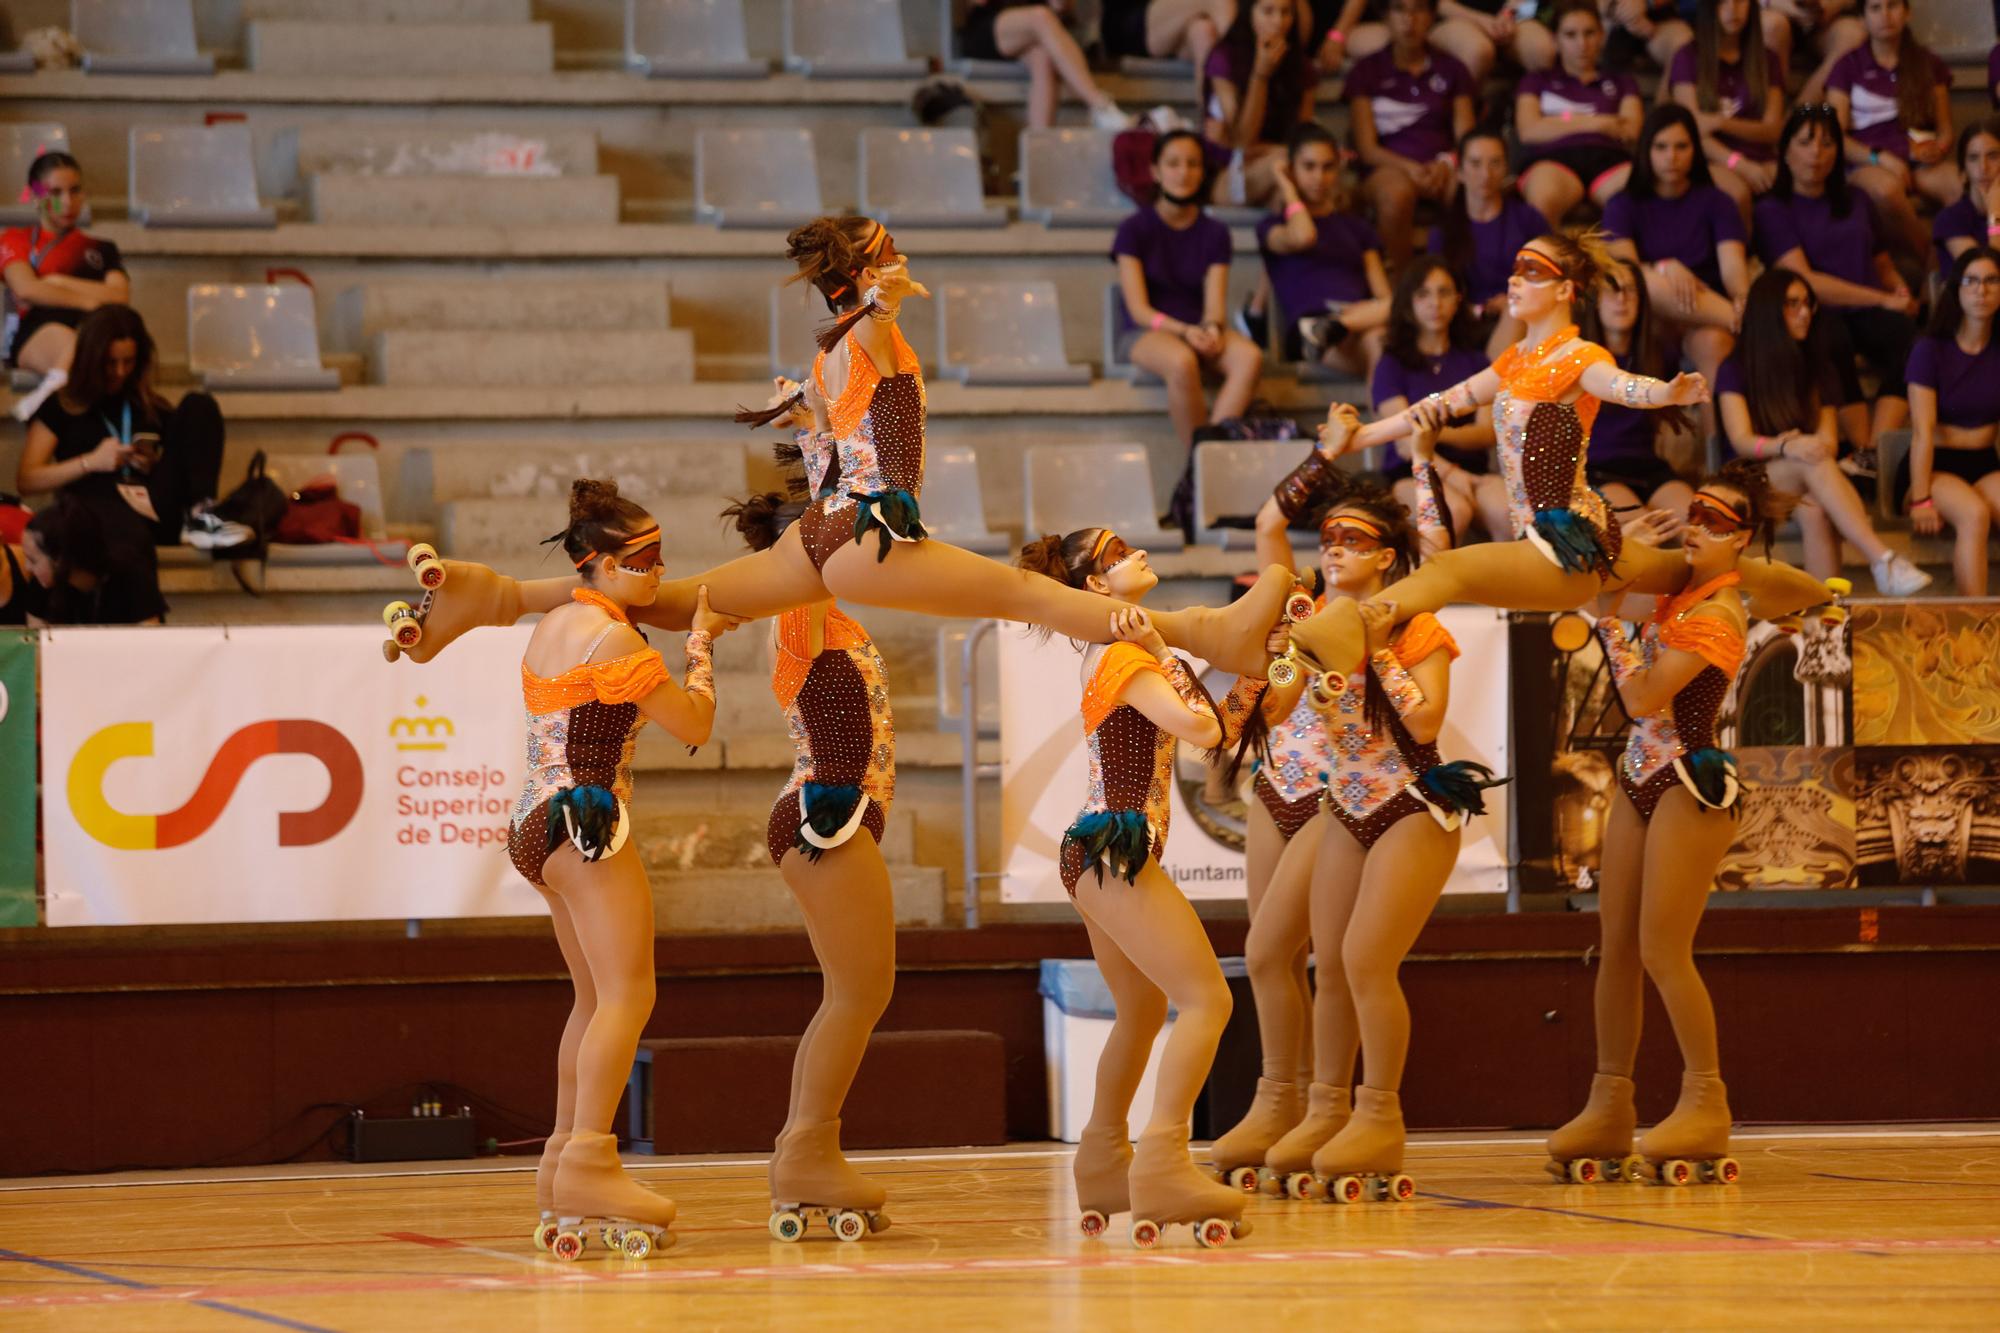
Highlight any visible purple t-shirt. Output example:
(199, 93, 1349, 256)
(1257, 208, 1380, 317)
(1907, 332, 2000, 427)
(1432, 195, 1550, 306)
(1753, 190, 1883, 290)
(1204, 46, 1319, 146)
(1518, 68, 1640, 153)
(1602, 184, 1746, 292)
(1587, 345, 1660, 469)
(1826, 44, 1952, 160)
(1111, 207, 1233, 334)
(1370, 343, 1492, 476)
(1931, 194, 1984, 273)
(1344, 48, 1473, 163)
(1665, 42, 1775, 161)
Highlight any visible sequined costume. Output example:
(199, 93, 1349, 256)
(795, 324, 928, 571)
(1060, 643, 1263, 894)
(766, 602, 897, 865)
(1252, 595, 1332, 842)
(1318, 614, 1462, 850)
(1489, 329, 1625, 579)
(508, 591, 714, 887)
(1599, 572, 1746, 822)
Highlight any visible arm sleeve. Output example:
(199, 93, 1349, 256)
(1753, 199, 1799, 266)
(587, 649, 670, 704)
(91, 238, 124, 275)
(1904, 335, 1939, 391)
(1600, 192, 1636, 243)
(0, 228, 27, 269)
(1711, 190, 1747, 246)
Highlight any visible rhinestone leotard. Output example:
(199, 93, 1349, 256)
(1490, 334, 1624, 579)
(795, 324, 928, 571)
(1317, 613, 1461, 850)
(766, 602, 897, 865)
(1603, 573, 1747, 822)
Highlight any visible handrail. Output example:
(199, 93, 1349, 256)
(958, 619, 1001, 928)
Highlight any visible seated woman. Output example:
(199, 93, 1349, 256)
(1579, 258, 1695, 528)
(1204, 0, 1319, 207)
(1321, 0, 1553, 80)
(1260, 125, 1391, 378)
(1588, 0, 1693, 76)
(1344, 0, 1475, 267)
(2, 151, 127, 422)
(1931, 117, 2000, 273)
(1370, 256, 1505, 550)
(957, 1, 1131, 130)
(1903, 246, 2000, 597)
(1433, 128, 1548, 356)
(1666, 0, 1785, 225)
(19, 495, 166, 626)
(0, 526, 41, 625)
(1115, 130, 1265, 448)
(1513, 0, 1644, 225)
(1769, 0, 1866, 103)
(1715, 268, 1930, 595)
(1103, 0, 1235, 77)
(1754, 103, 1917, 458)
(1825, 0, 1958, 262)
(1602, 104, 1750, 409)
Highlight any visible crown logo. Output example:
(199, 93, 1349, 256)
(390, 695, 455, 751)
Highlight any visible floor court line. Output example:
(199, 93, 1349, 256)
(0, 1248, 345, 1332)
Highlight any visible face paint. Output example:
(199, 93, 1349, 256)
(1320, 514, 1387, 553)
(1686, 491, 1751, 535)
(616, 542, 662, 575)
(1512, 250, 1563, 284)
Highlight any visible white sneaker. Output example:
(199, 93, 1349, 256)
(1870, 551, 1932, 597)
(11, 366, 66, 422)
(183, 508, 255, 550)
(1091, 101, 1134, 132)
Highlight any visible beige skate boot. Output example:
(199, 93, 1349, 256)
(531, 1129, 571, 1250)
(1160, 565, 1295, 676)
(1637, 1071, 1740, 1186)
(383, 559, 527, 664)
(1127, 1125, 1253, 1249)
(768, 1118, 889, 1242)
(547, 1130, 677, 1260)
(1207, 1078, 1303, 1191)
(1260, 1082, 1350, 1198)
(1545, 1072, 1640, 1183)
(1311, 1086, 1414, 1203)
(1283, 598, 1366, 698)
(1072, 1120, 1135, 1238)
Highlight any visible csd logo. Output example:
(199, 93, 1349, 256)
(69, 720, 363, 850)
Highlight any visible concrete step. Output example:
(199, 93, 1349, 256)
(247, 21, 555, 77)
(336, 278, 669, 345)
(439, 492, 738, 559)
(629, 800, 919, 871)
(286, 123, 598, 183)
(309, 174, 618, 227)
(370, 329, 692, 387)
(644, 863, 946, 931)
(416, 438, 738, 506)
(244, 0, 533, 22)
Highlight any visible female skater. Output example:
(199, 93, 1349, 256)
(521, 480, 739, 1261)
(1018, 527, 1266, 1248)
(1544, 462, 1770, 1189)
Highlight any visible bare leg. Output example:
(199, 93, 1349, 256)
(1208, 330, 1264, 423)
(1363, 166, 1421, 268)
(536, 885, 597, 1137)
(1637, 787, 1735, 1075)
(1429, 17, 1496, 82)
(1590, 788, 1649, 1078)
(1798, 16, 1865, 103)
(1762, 456, 1892, 563)
(1243, 806, 1319, 1086)
(1071, 902, 1164, 1221)
(14, 320, 76, 376)
(545, 842, 657, 1134)
(1848, 164, 1927, 261)
(1307, 818, 1368, 1088)
(1341, 815, 1459, 1092)
(1130, 329, 1208, 446)
(1939, 473, 1996, 595)
(1520, 162, 1583, 228)
(1512, 19, 1556, 71)
(1020, 42, 1057, 128)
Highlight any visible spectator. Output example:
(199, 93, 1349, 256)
(1716, 268, 1931, 594)
(14, 306, 249, 550)
(956, 2, 1132, 130)
(1514, 0, 1644, 225)
(1204, 0, 1319, 206)
(1755, 103, 1918, 457)
(1931, 116, 2000, 273)
(1344, 0, 1476, 266)
(1432, 127, 1546, 354)
(2, 151, 127, 422)
(1102, 0, 1235, 74)
(1603, 104, 1750, 406)
(1113, 130, 1264, 446)
(0, 528, 40, 624)
(1593, 0, 1693, 75)
(1316, 0, 1552, 81)
(1826, 0, 1957, 262)
(1776, 0, 1867, 104)
(1371, 256, 1506, 549)
(20, 495, 166, 626)
(1259, 124, 1392, 376)
(1903, 245, 2000, 596)
(1577, 257, 1696, 527)
(1666, 0, 1785, 225)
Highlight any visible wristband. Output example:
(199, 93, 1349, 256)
(1325, 27, 1345, 43)
(1986, 223, 2000, 237)
(1910, 496, 1935, 510)
(1726, 151, 1742, 169)
(1149, 312, 1168, 332)
(1283, 200, 1306, 218)
(1752, 434, 1770, 459)
(1561, 109, 1573, 123)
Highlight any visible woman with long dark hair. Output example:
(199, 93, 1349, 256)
(1203, 0, 1319, 206)
(2, 150, 127, 420)
(1903, 245, 2000, 596)
(1433, 127, 1547, 356)
(1343, 0, 1474, 267)
(1930, 116, 2000, 272)
(1577, 257, 1694, 528)
(18, 494, 163, 626)
(1825, 0, 1958, 258)
(1666, 0, 1785, 223)
(1259, 125, 1391, 378)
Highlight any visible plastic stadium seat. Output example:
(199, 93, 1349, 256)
(129, 125, 276, 228)
(783, 0, 924, 77)
(187, 284, 341, 391)
(259, 454, 391, 539)
(0, 50, 32, 73)
(1193, 441, 1301, 548)
(1018, 129, 1127, 227)
(1909, 0, 1993, 61)
(936, 281, 1089, 386)
(939, 0, 1027, 78)
(1023, 443, 1184, 551)
(1102, 281, 1161, 385)
(923, 444, 1009, 554)
(74, 0, 214, 74)
(769, 280, 823, 381)
(626, 0, 767, 77)
(0, 125, 79, 227)
(858, 129, 1005, 228)
(695, 127, 822, 229)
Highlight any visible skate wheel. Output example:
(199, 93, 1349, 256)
(1567, 1158, 1599, 1185)
(1256, 1168, 1285, 1197)
(1129, 1218, 1162, 1249)
(600, 1225, 622, 1251)
(1224, 1166, 1259, 1193)
(769, 1211, 806, 1243)
(1284, 1171, 1315, 1201)
(1334, 1174, 1365, 1205)
(1079, 1209, 1108, 1239)
(621, 1229, 653, 1259)
(1661, 1159, 1692, 1187)
(1775, 614, 1803, 637)
(1825, 577, 1853, 597)
(1617, 1154, 1648, 1182)
(550, 1230, 584, 1262)
(830, 1210, 868, 1242)
(867, 1212, 889, 1234)
(532, 1220, 557, 1251)
(1266, 654, 1299, 687)
(407, 543, 445, 589)
(382, 600, 412, 627)
(1194, 1218, 1233, 1249)
(1388, 1174, 1416, 1202)
(1709, 1157, 1741, 1185)
(1284, 591, 1316, 623)
(1819, 608, 1849, 629)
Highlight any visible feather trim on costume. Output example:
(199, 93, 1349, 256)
(795, 782, 873, 861)
(1530, 507, 1607, 576)
(1407, 760, 1508, 830)
(850, 488, 928, 562)
(546, 785, 630, 864)
(1062, 809, 1154, 886)
(1673, 748, 1741, 814)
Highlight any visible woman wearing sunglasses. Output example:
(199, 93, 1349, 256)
(1544, 461, 1779, 1189)
(1904, 246, 2000, 597)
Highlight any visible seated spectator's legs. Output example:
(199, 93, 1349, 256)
(1798, 17, 1867, 103)
(14, 319, 76, 378)
(1241, 144, 1289, 208)
(1709, 163, 1755, 229)
(1209, 328, 1265, 423)
(1645, 19, 1692, 70)
(1519, 161, 1584, 227)
(1913, 159, 1965, 212)
(1512, 18, 1556, 71)
(1760, 9, 1791, 85)
(1765, 452, 1896, 571)
(1839, 307, 1915, 447)
(145, 390, 226, 544)
(1320, 325, 1386, 381)
(1428, 17, 1497, 81)
(1130, 329, 1209, 444)
(1928, 472, 1994, 595)
(1790, 495, 1841, 579)
(1339, 23, 1392, 64)
(1148, 0, 1233, 64)
(996, 5, 1121, 129)
(1362, 167, 1420, 267)
(1848, 163, 1927, 260)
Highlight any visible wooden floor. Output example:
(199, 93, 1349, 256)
(4, 1128, 1997, 1333)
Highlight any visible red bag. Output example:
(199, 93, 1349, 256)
(274, 480, 361, 544)
(1112, 128, 1158, 208)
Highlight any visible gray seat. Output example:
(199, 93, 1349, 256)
(1193, 440, 1301, 548)
(1117, 55, 1195, 79)
(695, 127, 821, 229)
(938, 0, 1027, 78)
(1018, 128, 1127, 227)
(626, 0, 767, 77)
(0, 51, 32, 73)
(1102, 281, 1161, 385)
(924, 444, 1009, 554)
(129, 125, 276, 228)
(187, 284, 341, 390)
(1909, 0, 1993, 62)
(936, 280, 1089, 386)
(1023, 443, 1183, 551)
(74, 0, 214, 74)
(784, 0, 924, 77)
(858, 128, 1005, 228)
(769, 280, 824, 381)
(0, 125, 81, 226)
(1874, 428, 1911, 520)
(259, 452, 409, 564)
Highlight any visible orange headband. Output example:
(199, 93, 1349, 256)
(573, 525, 663, 568)
(1321, 512, 1385, 540)
(822, 223, 893, 302)
(1690, 490, 1750, 531)
(1089, 529, 1118, 562)
(1514, 249, 1563, 280)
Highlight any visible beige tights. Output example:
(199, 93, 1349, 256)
(542, 842, 659, 1134)
(777, 833, 897, 1133)
(1242, 804, 1324, 1086)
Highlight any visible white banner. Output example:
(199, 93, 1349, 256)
(998, 607, 1512, 903)
(39, 624, 544, 926)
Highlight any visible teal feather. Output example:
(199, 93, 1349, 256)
(1532, 508, 1607, 575)
(794, 782, 866, 862)
(1417, 761, 1509, 817)
(1063, 809, 1152, 885)
(545, 785, 620, 862)
(850, 489, 930, 562)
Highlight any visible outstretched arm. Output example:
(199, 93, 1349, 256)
(1345, 367, 1503, 451)
(1577, 359, 1709, 411)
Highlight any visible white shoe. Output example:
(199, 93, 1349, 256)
(183, 508, 255, 550)
(11, 366, 66, 422)
(1090, 101, 1133, 132)
(1870, 551, 1932, 597)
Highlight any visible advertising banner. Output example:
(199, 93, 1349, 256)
(0, 632, 35, 927)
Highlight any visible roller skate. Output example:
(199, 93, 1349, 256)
(531, 1129, 570, 1251)
(1543, 1072, 1644, 1184)
(1126, 1126, 1252, 1249)
(1817, 576, 1853, 630)
(380, 553, 527, 664)
(1738, 556, 1843, 622)
(1259, 1082, 1350, 1198)
(546, 1130, 677, 1261)
(1262, 583, 1331, 689)
(1171, 564, 1296, 677)
(1277, 599, 1361, 704)
(1072, 1119, 1134, 1239)
(1205, 1078, 1302, 1193)
(1637, 1071, 1740, 1186)
(1310, 1086, 1415, 1204)
(767, 1119, 889, 1242)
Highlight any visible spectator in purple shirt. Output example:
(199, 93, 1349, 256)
(1259, 124, 1392, 377)
(1826, 0, 1958, 261)
(1513, 0, 1643, 225)
(1904, 245, 2000, 596)
(1932, 117, 2000, 272)
(1755, 103, 1918, 457)
(1765, 0, 1865, 105)
(1666, 0, 1785, 226)
(1603, 105, 1750, 409)
(1433, 127, 1547, 355)
(1346, 0, 1475, 267)
(1314, 0, 1547, 82)
(1577, 257, 1696, 528)
(1593, 0, 1693, 76)
(1203, 0, 1320, 207)
(1113, 130, 1264, 447)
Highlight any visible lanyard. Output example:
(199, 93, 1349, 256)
(100, 401, 130, 445)
(26, 226, 63, 271)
